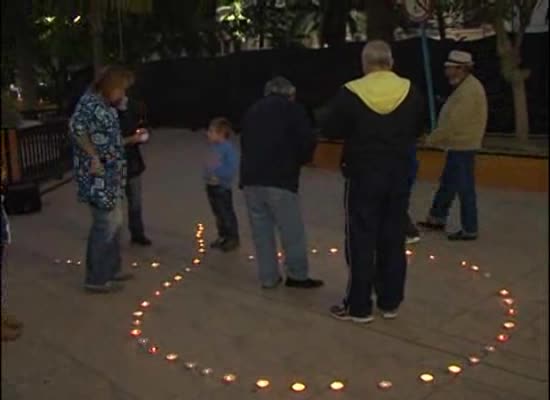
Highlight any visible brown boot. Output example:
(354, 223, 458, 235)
(2, 313, 23, 330)
(1, 320, 21, 342)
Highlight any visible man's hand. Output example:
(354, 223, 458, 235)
(90, 156, 105, 176)
(207, 175, 220, 186)
(124, 131, 142, 146)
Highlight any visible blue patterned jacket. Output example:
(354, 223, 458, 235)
(69, 91, 126, 210)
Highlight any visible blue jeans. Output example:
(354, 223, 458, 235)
(429, 150, 478, 234)
(85, 202, 123, 285)
(206, 185, 239, 240)
(126, 176, 146, 239)
(243, 186, 309, 286)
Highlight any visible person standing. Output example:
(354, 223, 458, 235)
(418, 50, 488, 241)
(204, 117, 240, 252)
(70, 66, 141, 293)
(322, 41, 425, 323)
(240, 77, 323, 290)
(117, 73, 152, 246)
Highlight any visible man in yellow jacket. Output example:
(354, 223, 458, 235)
(419, 50, 488, 241)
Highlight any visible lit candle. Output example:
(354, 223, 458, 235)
(406, 250, 413, 256)
(470, 265, 480, 271)
(503, 321, 516, 330)
(130, 329, 142, 337)
(154, 290, 161, 297)
(199, 248, 206, 254)
(255, 379, 270, 389)
(151, 262, 160, 268)
(201, 368, 213, 376)
(329, 381, 345, 391)
(497, 333, 509, 343)
(277, 252, 283, 258)
(503, 298, 515, 306)
(419, 373, 435, 383)
(429, 255, 435, 260)
(137, 337, 149, 346)
(248, 255, 255, 261)
(174, 274, 183, 282)
(54, 259, 61, 264)
(311, 248, 318, 254)
(76, 261, 82, 266)
(185, 267, 192, 272)
(484, 272, 492, 278)
(222, 374, 237, 384)
(163, 281, 172, 288)
(329, 248, 338, 254)
(66, 259, 73, 264)
(507, 308, 517, 316)
(468, 356, 481, 365)
(461, 261, 468, 267)
(184, 362, 197, 370)
(140, 301, 150, 308)
(447, 365, 462, 375)
(377, 380, 393, 390)
(291, 382, 306, 392)
(499, 289, 510, 297)
(192, 258, 201, 265)
(131, 262, 139, 268)
(165, 353, 179, 361)
(484, 345, 496, 353)
(133, 311, 144, 317)
(132, 319, 142, 326)
(148, 345, 159, 354)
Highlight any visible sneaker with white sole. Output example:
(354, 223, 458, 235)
(330, 304, 374, 324)
(380, 309, 399, 319)
(406, 235, 421, 245)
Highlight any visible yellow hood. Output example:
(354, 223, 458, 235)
(345, 71, 411, 115)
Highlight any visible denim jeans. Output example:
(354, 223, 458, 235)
(429, 150, 478, 234)
(125, 176, 145, 239)
(243, 186, 309, 286)
(85, 202, 123, 286)
(206, 185, 239, 240)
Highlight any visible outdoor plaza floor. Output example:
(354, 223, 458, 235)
(2, 130, 548, 400)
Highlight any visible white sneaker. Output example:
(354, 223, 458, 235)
(406, 235, 421, 245)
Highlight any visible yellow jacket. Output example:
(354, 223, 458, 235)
(427, 74, 488, 150)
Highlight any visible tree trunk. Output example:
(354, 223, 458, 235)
(14, 0, 37, 110)
(365, 0, 395, 42)
(512, 79, 530, 142)
(90, 0, 104, 78)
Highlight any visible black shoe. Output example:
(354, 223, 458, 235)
(221, 238, 240, 252)
(448, 231, 478, 241)
(210, 238, 225, 249)
(84, 281, 124, 293)
(285, 277, 324, 289)
(131, 236, 152, 246)
(417, 220, 446, 231)
(330, 304, 374, 323)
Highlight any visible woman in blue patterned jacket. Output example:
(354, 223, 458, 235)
(70, 66, 142, 293)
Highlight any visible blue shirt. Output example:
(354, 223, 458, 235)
(204, 141, 238, 189)
(69, 91, 126, 210)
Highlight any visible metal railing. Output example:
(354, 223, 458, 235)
(1, 120, 72, 187)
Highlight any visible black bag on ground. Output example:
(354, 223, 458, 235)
(5, 182, 42, 215)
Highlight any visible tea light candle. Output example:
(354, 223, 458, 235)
(499, 289, 510, 297)
(329, 381, 345, 391)
(154, 290, 161, 296)
(151, 262, 160, 268)
(185, 267, 192, 272)
(419, 373, 435, 383)
(429, 255, 435, 260)
(184, 362, 197, 370)
(132, 319, 142, 326)
(497, 333, 509, 343)
(461, 261, 468, 267)
(54, 259, 61, 264)
(130, 329, 142, 337)
(291, 382, 306, 392)
(248, 255, 255, 261)
(165, 353, 179, 361)
(329, 248, 338, 254)
(137, 337, 149, 346)
(140, 301, 150, 308)
(199, 248, 206, 254)
(377, 380, 393, 390)
(406, 250, 413, 256)
(201, 368, 213, 376)
(503, 321, 516, 330)
(222, 374, 237, 384)
(133, 311, 144, 317)
(148, 345, 159, 354)
(507, 308, 517, 316)
(468, 356, 481, 365)
(484, 345, 496, 353)
(192, 258, 201, 265)
(470, 265, 480, 271)
(131, 262, 139, 268)
(173, 274, 183, 282)
(503, 298, 515, 306)
(66, 259, 73, 264)
(483, 272, 492, 278)
(163, 281, 172, 288)
(255, 379, 270, 389)
(447, 365, 462, 375)
(277, 252, 283, 258)
(76, 261, 82, 266)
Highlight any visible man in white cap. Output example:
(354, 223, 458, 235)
(418, 50, 488, 241)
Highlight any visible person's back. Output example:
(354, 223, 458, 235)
(240, 94, 315, 193)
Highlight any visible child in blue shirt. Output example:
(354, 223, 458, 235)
(204, 117, 240, 252)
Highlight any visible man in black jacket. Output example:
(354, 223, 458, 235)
(118, 85, 152, 246)
(240, 77, 323, 290)
(322, 41, 425, 323)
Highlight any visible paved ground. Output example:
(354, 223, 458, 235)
(2, 129, 548, 400)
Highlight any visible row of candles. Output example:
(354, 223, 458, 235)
(123, 222, 517, 394)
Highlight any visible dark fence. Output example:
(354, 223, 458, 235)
(132, 33, 548, 135)
(1, 120, 72, 186)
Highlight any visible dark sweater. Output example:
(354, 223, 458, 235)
(118, 97, 146, 179)
(321, 72, 425, 178)
(240, 95, 316, 193)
